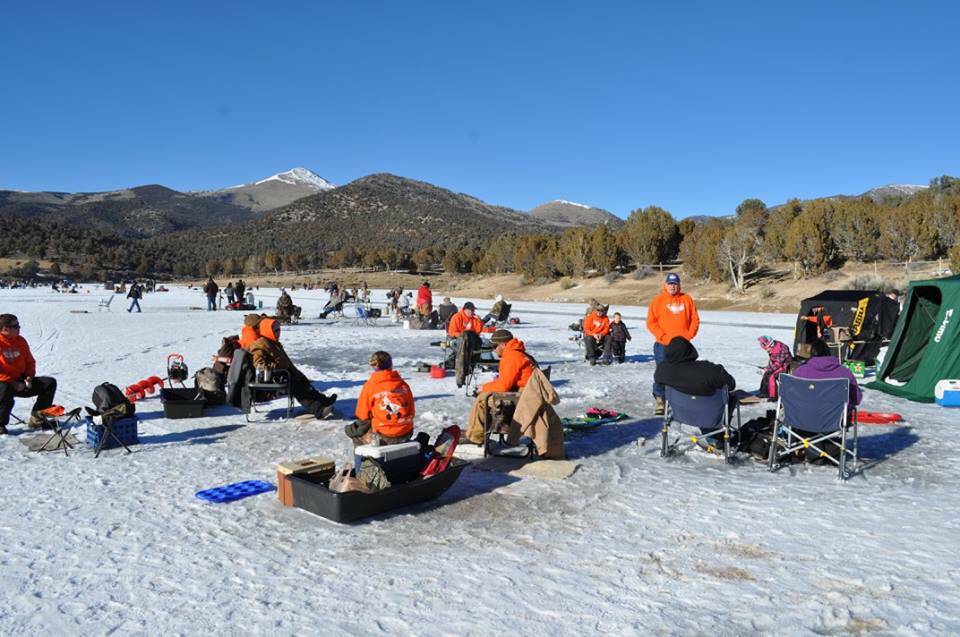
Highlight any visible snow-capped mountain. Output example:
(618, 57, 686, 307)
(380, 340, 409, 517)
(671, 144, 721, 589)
(860, 183, 928, 202)
(528, 199, 624, 227)
(252, 167, 336, 191)
(198, 168, 336, 212)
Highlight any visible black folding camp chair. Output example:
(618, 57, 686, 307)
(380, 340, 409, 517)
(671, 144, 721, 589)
(243, 369, 293, 422)
(481, 391, 522, 458)
(769, 375, 859, 480)
(492, 303, 512, 328)
(661, 386, 739, 463)
(89, 412, 135, 458)
(38, 407, 83, 456)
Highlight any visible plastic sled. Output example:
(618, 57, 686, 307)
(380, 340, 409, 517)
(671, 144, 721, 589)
(563, 413, 628, 432)
(196, 480, 275, 503)
(422, 425, 460, 476)
(856, 411, 903, 425)
(289, 459, 468, 524)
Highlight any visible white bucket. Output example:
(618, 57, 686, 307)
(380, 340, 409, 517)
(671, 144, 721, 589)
(403, 320, 411, 330)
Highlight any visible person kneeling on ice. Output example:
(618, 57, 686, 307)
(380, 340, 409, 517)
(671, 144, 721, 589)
(246, 318, 336, 419)
(0, 314, 58, 434)
(653, 336, 736, 427)
(757, 335, 792, 399)
(793, 338, 862, 406)
(344, 351, 415, 447)
(465, 329, 535, 444)
(275, 289, 301, 322)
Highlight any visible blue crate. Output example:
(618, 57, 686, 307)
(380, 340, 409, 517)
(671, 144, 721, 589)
(86, 416, 139, 450)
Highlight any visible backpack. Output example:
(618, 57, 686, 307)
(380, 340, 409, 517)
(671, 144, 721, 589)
(212, 335, 240, 375)
(91, 382, 135, 418)
(194, 367, 226, 405)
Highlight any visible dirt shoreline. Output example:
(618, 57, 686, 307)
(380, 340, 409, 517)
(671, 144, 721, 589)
(193, 261, 941, 313)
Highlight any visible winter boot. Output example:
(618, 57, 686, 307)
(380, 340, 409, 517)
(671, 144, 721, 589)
(654, 396, 666, 416)
(0, 423, 8, 435)
(28, 412, 47, 429)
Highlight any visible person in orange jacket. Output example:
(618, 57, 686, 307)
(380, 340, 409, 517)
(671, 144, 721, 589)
(0, 314, 58, 433)
(446, 301, 483, 338)
(445, 301, 484, 369)
(646, 273, 700, 414)
(583, 304, 612, 365)
(238, 313, 264, 349)
(466, 329, 536, 444)
(345, 351, 415, 447)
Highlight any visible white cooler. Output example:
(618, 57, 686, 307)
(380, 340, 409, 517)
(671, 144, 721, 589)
(935, 380, 960, 407)
(354, 441, 422, 482)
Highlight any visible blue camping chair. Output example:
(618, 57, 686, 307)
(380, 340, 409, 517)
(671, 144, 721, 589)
(353, 300, 377, 326)
(769, 375, 859, 480)
(661, 386, 739, 463)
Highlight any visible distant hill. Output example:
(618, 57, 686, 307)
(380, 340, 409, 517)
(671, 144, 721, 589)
(148, 172, 553, 262)
(858, 183, 928, 203)
(528, 200, 624, 227)
(195, 167, 336, 212)
(0, 184, 257, 238)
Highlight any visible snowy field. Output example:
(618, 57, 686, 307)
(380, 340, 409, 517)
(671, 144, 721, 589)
(1, 285, 958, 636)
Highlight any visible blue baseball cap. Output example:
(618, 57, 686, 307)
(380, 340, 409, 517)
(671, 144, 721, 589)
(665, 273, 680, 285)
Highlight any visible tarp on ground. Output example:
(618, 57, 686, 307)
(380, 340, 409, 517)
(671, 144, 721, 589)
(868, 275, 960, 402)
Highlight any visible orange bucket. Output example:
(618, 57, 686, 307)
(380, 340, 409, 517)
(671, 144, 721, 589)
(429, 365, 446, 379)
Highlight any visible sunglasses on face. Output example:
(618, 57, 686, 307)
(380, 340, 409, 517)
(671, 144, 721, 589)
(3, 324, 20, 329)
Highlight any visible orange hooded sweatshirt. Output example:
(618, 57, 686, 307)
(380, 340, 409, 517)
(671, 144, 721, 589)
(247, 318, 294, 370)
(481, 339, 534, 393)
(447, 309, 483, 337)
(646, 284, 700, 345)
(355, 369, 415, 438)
(239, 325, 259, 349)
(0, 333, 36, 383)
(583, 311, 611, 337)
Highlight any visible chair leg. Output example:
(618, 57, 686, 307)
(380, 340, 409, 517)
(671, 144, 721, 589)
(660, 416, 670, 457)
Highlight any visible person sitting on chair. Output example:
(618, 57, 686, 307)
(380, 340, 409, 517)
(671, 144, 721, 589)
(276, 289, 301, 322)
(653, 336, 736, 417)
(437, 297, 458, 328)
(445, 301, 484, 368)
(0, 314, 58, 434)
(246, 318, 336, 418)
(792, 338, 862, 406)
(583, 304, 612, 365)
(465, 329, 535, 444)
(344, 351, 415, 447)
(395, 291, 414, 319)
(481, 295, 506, 325)
(318, 288, 344, 319)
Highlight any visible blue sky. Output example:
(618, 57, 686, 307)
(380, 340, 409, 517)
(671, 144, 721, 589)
(2, 1, 957, 218)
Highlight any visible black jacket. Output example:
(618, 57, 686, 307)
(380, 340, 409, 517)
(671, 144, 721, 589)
(653, 337, 736, 396)
(609, 322, 631, 342)
(438, 302, 458, 325)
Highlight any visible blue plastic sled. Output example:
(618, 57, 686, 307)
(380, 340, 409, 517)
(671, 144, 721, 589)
(196, 480, 275, 503)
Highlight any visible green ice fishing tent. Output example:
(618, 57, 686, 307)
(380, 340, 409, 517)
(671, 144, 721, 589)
(869, 275, 960, 402)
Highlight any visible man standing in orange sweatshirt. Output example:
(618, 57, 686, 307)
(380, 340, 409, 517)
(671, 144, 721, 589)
(646, 273, 700, 414)
(0, 314, 58, 433)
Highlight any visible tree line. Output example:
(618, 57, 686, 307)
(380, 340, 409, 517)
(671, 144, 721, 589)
(3, 175, 959, 286)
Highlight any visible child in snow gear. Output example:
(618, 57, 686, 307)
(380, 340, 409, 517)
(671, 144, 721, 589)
(606, 312, 632, 364)
(0, 314, 58, 433)
(647, 273, 700, 413)
(758, 335, 792, 399)
(346, 351, 415, 447)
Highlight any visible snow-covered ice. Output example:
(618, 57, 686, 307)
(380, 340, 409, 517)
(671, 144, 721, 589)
(1, 286, 958, 635)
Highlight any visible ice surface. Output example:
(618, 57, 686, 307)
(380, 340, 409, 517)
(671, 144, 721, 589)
(1, 286, 958, 635)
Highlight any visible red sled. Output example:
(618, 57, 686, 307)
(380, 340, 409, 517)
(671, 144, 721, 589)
(421, 425, 461, 477)
(856, 411, 903, 425)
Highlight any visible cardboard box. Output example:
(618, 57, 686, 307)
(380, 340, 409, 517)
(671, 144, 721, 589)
(276, 456, 335, 507)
